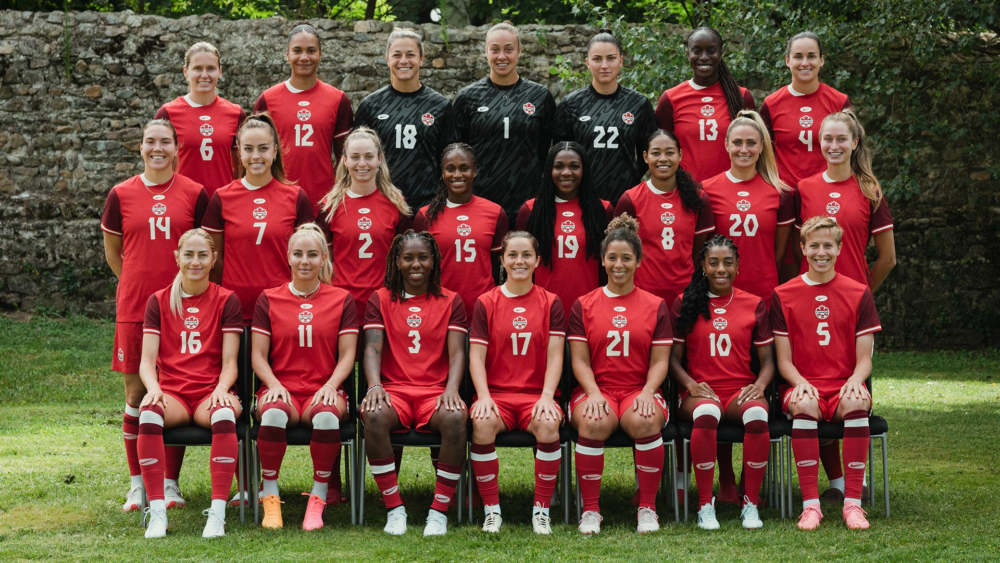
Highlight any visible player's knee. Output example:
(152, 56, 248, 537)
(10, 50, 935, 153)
(361, 408, 390, 431)
(311, 408, 340, 431)
(575, 415, 611, 438)
(791, 397, 820, 417)
(260, 403, 289, 428)
(139, 404, 165, 426)
(742, 405, 768, 425)
(438, 410, 468, 439)
(693, 401, 722, 429)
(210, 405, 236, 424)
(840, 396, 870, 414)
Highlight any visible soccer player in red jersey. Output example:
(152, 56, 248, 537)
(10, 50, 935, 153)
(568, 215, 671, 535)
(251, 224, 358, 531)
(102, 119, 208, 513)
(413, 143, 507, 315)
(468, 232, 565, 535)
(517, 142, 613, 313)
(155, 42, 245, 196)
(772, 216, 881, 531)
(361, 231, 468, 537)
(670, 235, 775, 530)
(655, 27, 756, 183)
(617, 129, 715, 307)
(136, 229, 243, 538)
(255, 23, 354, 212)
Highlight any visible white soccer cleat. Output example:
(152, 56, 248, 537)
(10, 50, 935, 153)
(229, 490, 250, 507)
(143, 507, 168, 538)
(423, 510, 448, 537)
(637, 506, 660, 533)
(697, 498, 720, 530)
(481, 511, 503, 533)
(164, 482, 187, 509)
(122, 485, 143, 512)
(384, 506, 407, 536)
(201, 507, 226, 538)
(578, 510, 603, 535)
(532, 512, 552, 535)
(741, 498, 763, 529)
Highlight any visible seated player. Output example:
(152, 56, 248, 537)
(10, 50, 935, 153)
(670, 235, 775, 530)
(136, 229, 243, 538)
(468, 231, 566, 535)
(567, 214, 671, 535)
(251, 223, 358, 530)
(361, 230, 469, 536)
(771, 216, 881, 530)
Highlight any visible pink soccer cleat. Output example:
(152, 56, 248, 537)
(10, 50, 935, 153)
(798, 503, 824, 531)
(302, 493, 327, 531)
(843, 501, 870, 530)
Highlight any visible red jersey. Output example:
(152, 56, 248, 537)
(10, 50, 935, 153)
(202, 178, 314, 322)
(143, 283, 243, 399)
(101, 174, 208, 322)
(615, 181, 715, 306)
(702, 171, 795, 303)
(252, 283, 358, 396)
(795, 173, 894, 288)
(670, 288, 772, 393)
(323, 190, 410, 324)
(515, 197, 614, 314)
(255, 80, 354, 211)
(155, 95, 246, 196)
(771, 274, 881, 394)
(655, 80, 756, 182)
(413, 197, 507, 313)
(363, 288, 468, 389)
(760, 84, 851, 189)
(568, 286, 672, 390)
(469, 285, 565, 394)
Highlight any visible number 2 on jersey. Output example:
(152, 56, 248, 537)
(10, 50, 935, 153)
(358, 233, 373, 258)
(295, 124, 314, 147)
(728, 214, 759, 237)
(593, 126, 619, 149)
(606, 330, 630, 357)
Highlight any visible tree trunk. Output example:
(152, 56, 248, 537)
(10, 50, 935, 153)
(365, 0, 377, 20)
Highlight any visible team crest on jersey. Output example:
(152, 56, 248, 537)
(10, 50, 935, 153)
(357, 216, 372, 230)
(184, 316, 199, 330)
(736, 199, 751, 212)
(407, 314, 422, 328)
(799, 115, 814, 128)
(660, 211, 675, 225)
(200, 123, 214, 136)
(152, 203, 167, 216)
(612, 314, 628, 328)
(253, 207, 267, 220)
(512, 316, 528, 330)
(457, 223, 472, 236)
(815, 305, 830, 320)
(622, 112, 635, 125)
(522, 102, 536, 115)
(561, 220, 575, 233)
(713, 317, 728, 330)
(298, 311, 313, 323)
(421, 113, 435, 126)
(297, 109, 311, 121)
(700, 104, 715, 117)
(826, 201, 841, 214)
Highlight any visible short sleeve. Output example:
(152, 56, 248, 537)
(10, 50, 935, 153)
(154, 105, 169, 120)
(741, 88, 756, 112)
(869, 199, 893, 234)
(515, 202, 532, 231)
(334, 94, 354, 139)
(654, 90, 674, 132)
(363, 293, 384, 330)
(469, 299, 490, 346)
(142, 295, 162, 334)
(395, 211, 413, 235)
(752, 298, 774, 346)
(251, 293, 272, 336)
(193, 188, 210, 228)
(411, 209, 428, 233)
(669, 296, 685, 343)
(295, 189, 315, 225)
(491, 210, 508, 251)
(614, 193, 636, 218)
(856, 288, 882, 336)
(770, 291, 788, 336)
(695, 192, 716, 234)
(339, 293, 359, 334)
(777, 190, 796, 225)
(567, 300, 587, 342)
(549, 296, 566, 334)
(101, 188, 124, 235)
(448, 294, 469, 333)
(793, 189, 803, 229)
(602, 200, 614, 222)
(221, 293, 244, 330)
(651, 300, 672, 345)
(201, 192, 224, 233)
(254, 93, 267, 113)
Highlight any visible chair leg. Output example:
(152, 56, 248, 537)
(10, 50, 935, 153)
(881, 434, 890, 518)
(346, 440, 356, 526)
(251, 441, 259, 525)
(669, 443, 678, 523)
(575, 472, 581, 523)
(682, 438, 689, 522)
(457, 448, 466, 526)
(562, 442, 571, 525)
(141, 487, 148, 527)
(238, 438, 245, 523)
(358, 435, 366, 526)
(786, 436, 794, 516)
(776, 439, 785, 520)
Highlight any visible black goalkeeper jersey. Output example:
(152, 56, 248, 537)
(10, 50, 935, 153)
(355, 84, 454, 210)
(452, 77, 556, 223)
(553, 85, 657, 205)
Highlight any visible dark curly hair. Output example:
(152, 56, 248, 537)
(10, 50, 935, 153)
(424, 143, 477, 227)
(601, 213, 642, 261)
(675, 235, 740, 335)
(383, 229, 443, 302)
(647, 129, 704, 214)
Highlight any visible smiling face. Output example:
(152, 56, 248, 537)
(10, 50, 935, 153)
(644, 134, 682, 183)
(397, 238, 433, 294)
(502, 236, 538, 282)
(344, 138, 380, 184)
(288, 234, 323, 285)
(726, 124, 762, 172)
(686, 30, 722, 84)
(486, 30, 521, 79)
(586, 41, 622, 87)
(175, 235, 215, 283)
(240, 127, 276, 180)
(183, 51, 220, 96)
(786, 37, 824, 85)
(387, 37, 423, 83)
(602, 240, 639, 286)
(441, 149, 476, 199)
(801, 227, 841, 274)
(551, 149, 583, 200)
(702, 245, 738, 295)
(287, 32, 321, 78)
(820, 120, 858, 167)
(141, 124, 177, 174)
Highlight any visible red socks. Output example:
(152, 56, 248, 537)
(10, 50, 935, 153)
(634, 434, 664, 509)
(309, 404, 342, 486)
(741, 401, 770, 506)
(164, 446, 185, 482)
(575, 437, 605, 513)
(430, 463, 461, 514)
(137, 404, 166, 500)
(470, 443, 500, 507)
(123, 403, 140, 477)
(690, 401, 721, 506)
(209, 405, 238, 501)
(842, 410, 870, 504)
(370, 456, 404, 509)
(820, 440, 844, 481)
(257, 402, 290, 482)
(534, 440, 561, 508)
(791, 414, 820, 503)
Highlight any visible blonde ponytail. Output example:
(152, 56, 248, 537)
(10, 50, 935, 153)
(322, 127, 411, 222)
(820, 109, 883, 210)
(727, 110, 790, 194)
(288, 223, 333, 285)
(169, 228, 216, 317)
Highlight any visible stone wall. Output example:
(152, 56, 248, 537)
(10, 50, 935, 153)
(0, 10, 997, 348)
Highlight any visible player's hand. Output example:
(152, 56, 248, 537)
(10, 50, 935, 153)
(839, 380, 870, 402)
(632, 390, 658, 418)
(311, 384, 338, 407)
(582, 392, 610, 420)
(208, 388, 235, 410)
(435, 389, 466, 412)
(361, 385, 390, 412)
(687, 382, 720, 402)
(262, 384, 289, 405)
(790, 382, 818, 404)
(532, 395, 560, 422)
(140, 388, 166, 409)
(737, 383, 766, 406)
(471, 397, 498, 420)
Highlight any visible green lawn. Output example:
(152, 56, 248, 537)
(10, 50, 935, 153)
(1, 314, 998, 561)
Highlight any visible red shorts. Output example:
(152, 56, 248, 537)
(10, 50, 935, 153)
(472, 392, 564, 432)
(112, 321, 144, 373)
(385, 385, 463, 433)
(570, 386, 669, 425)
(255, 387, 347, 417)
(679, 386, 745, 412)
(781, 386, 871, 422)
(164, 389, 241, 419)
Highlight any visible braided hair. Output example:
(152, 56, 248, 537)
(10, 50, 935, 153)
(425, 143, 477, 227)
(526, 141, 610, 268)
(601, 214, 642, 261)
(647, 129, 704, 214)
(383, 229, 443, 302)
(675, 235, 740, 336)
(686, 27, 748, 121)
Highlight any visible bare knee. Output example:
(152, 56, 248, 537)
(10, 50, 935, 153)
(528, 418, 560, 444)
(436, 409, 469, 443)
(472, 417, 502, 444)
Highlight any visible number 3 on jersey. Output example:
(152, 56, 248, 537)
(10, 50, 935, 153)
(699, 119, 718, 141)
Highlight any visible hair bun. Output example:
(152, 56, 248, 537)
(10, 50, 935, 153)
(605, 213, 639, 235)
(598, 28, 613, 35)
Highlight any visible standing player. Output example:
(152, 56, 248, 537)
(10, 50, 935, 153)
(616, 129, 715, 308)
(568, 215, 671, 535)
(155, 42, 245, 196)
(355, 29, 454, 211)
(553, 30, 657, 205)
(517, 142, 613, 314)
(255, 23, 353, 212)
(361, 231, 469, 537)
(136, 229, 243, 538)
(452, 21, 556, 226)
(413, 143, 507, 314)
(251, 223, 358, 531)
(669, 235, 775, 530)
(468, 232, 565, 535)
(102, 119, 208, 513)
(655, 27, 756, 183)
(772, 216, 881, 531)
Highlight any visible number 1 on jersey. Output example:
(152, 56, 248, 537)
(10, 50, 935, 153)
(295, 124, 314, 147)
(503, 116, 510, 140)
(510, 332, 531, 355)
(699, 119, 718, 141)
(298, 324, 313, 347)
(454, 239, 476, 262)
(395, 124, 417, 149)
(606, 330, 630, 357)
(149, 217, 170, 240)
(180, 331, 201, 354)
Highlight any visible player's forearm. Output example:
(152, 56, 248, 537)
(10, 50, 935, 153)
(643, 358, 669, 395)
(540, 336, 563, 398)
(870, 256, 895, 291)
(362, 330, 384, 387)
(754, 346, 776, 388)
(469, 346, 491, 400)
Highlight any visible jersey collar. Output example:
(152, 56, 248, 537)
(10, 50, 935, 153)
(241, 178, 267, 190)
(603, 285, 632, 298)
(787, 85, 807, 97)
(446, 199, 470, 208)
(183, 94, 207, 107)
(688, 79, 709, 90)
(725, 170, 746, 183)
(801, 273, 834, 286)
(554, 196, 571, 203)
(645, 179, 676, 196)
(284, 80, 312, 94)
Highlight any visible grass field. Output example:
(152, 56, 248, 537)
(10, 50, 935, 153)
(1, 313, 999, 561)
